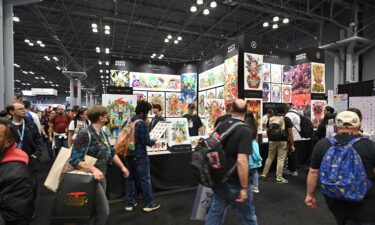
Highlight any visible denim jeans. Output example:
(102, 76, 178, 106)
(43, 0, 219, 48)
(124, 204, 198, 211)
(205, 184, 258, 225)
(54, 135, 67, 157)
(251, 169, 259, 188)
(125, 156, 155, 205)
(90, 180, 109, 225)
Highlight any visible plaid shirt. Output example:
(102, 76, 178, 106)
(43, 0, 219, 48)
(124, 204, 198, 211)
(131, 115, 155, 157)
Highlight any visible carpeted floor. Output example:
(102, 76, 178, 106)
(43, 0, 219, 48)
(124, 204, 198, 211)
(32, 151, 335, 225)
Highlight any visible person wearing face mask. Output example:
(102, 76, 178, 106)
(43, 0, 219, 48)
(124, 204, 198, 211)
(69, 105, 129, 225)
(0, 118, 35, 225)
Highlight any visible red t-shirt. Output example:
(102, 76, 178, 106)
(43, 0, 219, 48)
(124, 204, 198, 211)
(51, 114, 70, 134)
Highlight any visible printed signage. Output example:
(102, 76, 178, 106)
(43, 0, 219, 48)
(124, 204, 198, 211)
(106, 86, 133, 95)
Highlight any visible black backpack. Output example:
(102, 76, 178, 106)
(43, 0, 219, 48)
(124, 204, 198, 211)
(267, 116, 288, 141)
(289, 111, 313, 138)
(190, 119, 245, 188)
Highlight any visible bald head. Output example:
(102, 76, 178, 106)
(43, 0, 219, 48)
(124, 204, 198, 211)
(11, 102, 26, 119)
(232, 99, 247, 114)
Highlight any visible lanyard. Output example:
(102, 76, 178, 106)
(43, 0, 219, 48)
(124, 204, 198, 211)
(99, 131, 110, 149)
(15, 120, 25, 144)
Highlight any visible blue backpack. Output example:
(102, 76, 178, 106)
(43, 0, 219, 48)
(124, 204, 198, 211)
(319, 137, 372, 202)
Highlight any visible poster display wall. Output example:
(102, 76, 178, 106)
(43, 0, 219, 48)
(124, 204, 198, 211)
(130, 72, 181, 92)
(271, 84, 282, 103)
(223, 55, 239, 104)
(245, 98, 263, 133)
(244, 53, 263, 91)
(204, 99, 225, 134)
(311, 100, 327, 129)
(262, 64, 292, 103)
(292, 63, 312, 117)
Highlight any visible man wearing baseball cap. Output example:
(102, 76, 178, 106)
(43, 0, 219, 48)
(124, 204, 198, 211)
(182, 104, 205, 136)
(305, 111, 375, 225)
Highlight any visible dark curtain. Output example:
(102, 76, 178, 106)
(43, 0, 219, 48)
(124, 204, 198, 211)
(338, 80, 374, 97)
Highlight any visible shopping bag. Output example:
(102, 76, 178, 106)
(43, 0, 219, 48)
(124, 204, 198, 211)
(44, 147, 72, 192)
(50, 171, 96, 224)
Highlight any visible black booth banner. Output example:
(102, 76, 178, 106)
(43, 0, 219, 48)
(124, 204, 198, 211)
(148, 92, 166, 117)
(244, 53, 263, 91)
(311, 100, 327, 129)
(130, 72, 181, 92)
(311, 63, 326, 93)
(245, 98, 263, 133)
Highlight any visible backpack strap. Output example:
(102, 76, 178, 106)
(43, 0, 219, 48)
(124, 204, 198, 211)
(327, 137, 338, 146)
(219, 121, 246, 142)
(347, 137, 365, 146)
(288, 111, 302, 133)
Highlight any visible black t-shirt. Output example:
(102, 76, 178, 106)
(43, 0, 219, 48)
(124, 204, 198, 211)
(214, 114, 231, 128)
(216, 118, 253, 186)
(182, 114, 203, 136)
(266, 115, 293, 141)
(310, 134, 375, 221)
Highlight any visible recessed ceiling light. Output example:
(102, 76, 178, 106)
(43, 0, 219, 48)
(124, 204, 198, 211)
(282, 18, 289, 24)
(40, 44, 45, 48)
(28, 42, 34, 46)
(203, 9, 210, 15)
(56, 66, 61, 70)
(197, 0, 203, 5)
(177, 36, 182, 41)
(100, 69, 103, 73)
(210, 1, 217, 8)
(273, 16, 280, 22)
(36, 40, 42, 45)
(98, 61, 102, 65)
(24, 39, 30, 43)
(105, 61, 109, 66)
(105, 48, 110, 54)
(263, 22, 269, 27)
(174, 40, 179, 44)
(96, 47, 101, 53)
(92, 28, 98, 33)
(29, 71, 34, 74)
(272, 24, 279, 29)
(164, 38, 169, 43)
(190, 5, 197, 12)
(91, 23, 97, 28)
(13, 16, 20, 22)
(104, 25, 110, 30)
(104, 30, 110, 35)
(167, 34, 172, 39)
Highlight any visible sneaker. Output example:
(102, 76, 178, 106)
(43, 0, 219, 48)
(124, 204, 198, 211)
(283, 170, 292, 176)
(276, 177, 289, 184)
(143, 203, 161, 212)
(291, 171, 299, 176)
(125, 203, 137, 212)
(260, 174, 267, 180)
(252, 187, 260, 193)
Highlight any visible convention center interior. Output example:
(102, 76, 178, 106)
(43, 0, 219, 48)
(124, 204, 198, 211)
(1, 0, 375, 225)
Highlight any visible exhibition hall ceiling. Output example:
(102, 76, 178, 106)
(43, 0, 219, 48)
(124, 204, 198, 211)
(13, 0, 375, 94)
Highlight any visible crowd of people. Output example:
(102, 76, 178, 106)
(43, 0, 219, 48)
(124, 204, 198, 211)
(0, 96, 374, 225)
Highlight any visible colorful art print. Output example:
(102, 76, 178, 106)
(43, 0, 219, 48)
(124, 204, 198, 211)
(148, 92, 165, 117)
(167, 118, 191, 146)
(204, 99, 225, 133)
(130, 72, 181, 92)
(270, 64, 282, 83)
(147, 139, 168, 151)
(206, 89, 216, 99)
(198, 91, 206, 117)
(109, 70, 130, 87)
(262, 63, 271, 82)
(271, 84, 282, 103)
(263, 83, 270, 102)
(244, 53, 263, 90)
(181, 73, 198, 115)
(199, 64, 225, 91)
(311, 100, 327, 129)
(133, 91, 148, 101)
(333, 94, 348, 113)
(282, 65, 294, 85)
(224, 55, 238, 105)
(150, 122, 170, 140)
(292, 93, 311, 118)
(292, 63, 311, 95)
(166, 93, 181, 117)
(282, 85, 292, 103)
(311, 63, 325, 93)
(216, 86, 224, 99)
(245, 98, 263, 133)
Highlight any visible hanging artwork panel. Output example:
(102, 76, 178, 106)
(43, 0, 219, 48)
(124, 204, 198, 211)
(224, 55, 238, 104)
(109, 70, 130, 87)
(270, 64, 282, 83)
(216, 86, 224, 99)
(245, 98, 263, 133)
(311, 100, 327, 129)
(198, 91, 207, 117)
(271, 84, 282, 103)
(199, 64, 225, 91)
(166, 92, 181, 117)
(282, 65, 294, 85)
(130, 72, 181, 92)
(167, 118, 191, 146)
(133, 91, 148, 101)
(244, 53, 263, 90)
(282, 85, 292, 103)
(263, 83, 270, 102)
(181, 73, 198, 116)
(148, 92, 166, 117)
(262, 63, 271, 82)
(204, 99, 225, 134)
(311, 63, 326, 93)
(292, 63, 312, 117)
(206, 89, 216, 99)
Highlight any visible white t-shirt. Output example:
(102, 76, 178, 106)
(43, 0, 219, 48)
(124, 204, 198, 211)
(285, 109, 302, 141)
(68, 120, 89, 140)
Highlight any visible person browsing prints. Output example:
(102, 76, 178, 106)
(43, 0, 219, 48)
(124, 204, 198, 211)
(182, 104, 205, 136)
(150, 104, 165, 131)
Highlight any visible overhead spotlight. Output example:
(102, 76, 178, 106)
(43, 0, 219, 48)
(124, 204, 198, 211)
(160, 54, 164, 58)
(263, 22, 269, 27)
(105, 48, 110, 54)
(13, 16, 20, 22)
(56, 66, 61, 70)
(101, 76, 104, 78)
(53, 56, 59, 61)
(104, 30, 110, 35)
(272, 24, 278, 29)
(151, 55, 155, 59)
(92, 28, 98, 33)
(96, 47, 101, 53)
(282, 18, 289, 24)
(106, 70, 109, 73)
(197, 0, 203, 5)
(55, 84, 59, 87)
(14, 64, 20, 68)
(190, 5, 197, 12)
(273, 16, 279, 22)
(174, 40, 179, 44)
(29, 71, 34, 74)
(44, 81, 48, 83)
(36, 40, 42, 45)
(28, 42, 34, 46)
(104, 25, 110, 30)
(40, 77, 45, 80)
(203, 9, 210, 15)
(22, 71, 28, 74)
(51, 84, 55, 87)
(106, 76, 109, 79)
(167, 34, 172, 39)
(24, 39, 30, 43)
(35, 77, 39, 79)
(49, 81, 53, 83)
(152, 53, 157, 56)
(158, 56, 162, 59)
(91, 23, 97, 28)
(164, 38, 169, 43)
(105, 61, 109, 66)
(100, 69, 103, 73)
(98, 61, 102, 65)
(210, 1, 217, 8)
(177, 36, 182, 41)
(40, 44, 45, 48)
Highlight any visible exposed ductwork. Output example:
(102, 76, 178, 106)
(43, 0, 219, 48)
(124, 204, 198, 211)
(319, 35, 373, 49)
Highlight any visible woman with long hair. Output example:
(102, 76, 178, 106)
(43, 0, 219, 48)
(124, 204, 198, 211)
(67, 107, 90, 148)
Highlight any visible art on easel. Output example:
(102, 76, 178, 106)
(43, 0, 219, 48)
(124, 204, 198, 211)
(244, 53, 263, 90)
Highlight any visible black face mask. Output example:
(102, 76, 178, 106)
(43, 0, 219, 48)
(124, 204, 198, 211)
(104, 120, 110, 126)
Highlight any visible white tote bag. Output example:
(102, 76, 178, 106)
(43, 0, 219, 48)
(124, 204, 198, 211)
(44, 147, 72, 192)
